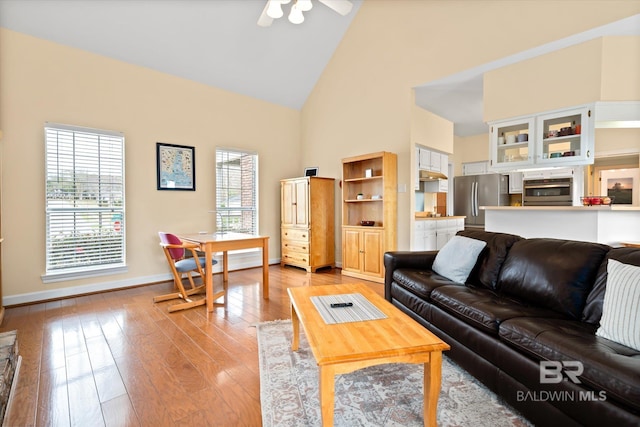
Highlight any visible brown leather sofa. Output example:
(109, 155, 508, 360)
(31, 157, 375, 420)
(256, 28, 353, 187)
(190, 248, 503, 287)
(384, 229, 640, 427)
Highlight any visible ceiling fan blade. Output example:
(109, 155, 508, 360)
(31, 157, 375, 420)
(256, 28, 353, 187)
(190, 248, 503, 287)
(257, 1, 274, 27)
(318, 0, 353, 16)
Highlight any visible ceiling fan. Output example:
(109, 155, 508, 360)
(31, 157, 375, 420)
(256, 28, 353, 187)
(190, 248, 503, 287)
(257, 0, 354, 27)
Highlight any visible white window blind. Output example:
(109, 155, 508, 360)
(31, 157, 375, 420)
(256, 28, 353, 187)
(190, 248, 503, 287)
(215, 149, 258, 234)
(45, 123, 125, 275)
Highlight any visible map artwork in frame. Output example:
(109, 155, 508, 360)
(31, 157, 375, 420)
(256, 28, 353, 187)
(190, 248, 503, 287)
(156, 142, 195, 191)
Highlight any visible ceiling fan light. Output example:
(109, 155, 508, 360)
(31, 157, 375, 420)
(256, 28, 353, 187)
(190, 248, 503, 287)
(298, 0, 313, 12)
(288, 3, 305, 24)
(266, 0, 284, 19)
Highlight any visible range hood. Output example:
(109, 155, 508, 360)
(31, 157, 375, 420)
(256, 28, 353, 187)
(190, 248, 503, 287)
(419, 169, 448, 181)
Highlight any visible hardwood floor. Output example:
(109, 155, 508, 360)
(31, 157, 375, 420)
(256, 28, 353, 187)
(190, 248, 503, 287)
(0, 265, 384, 426)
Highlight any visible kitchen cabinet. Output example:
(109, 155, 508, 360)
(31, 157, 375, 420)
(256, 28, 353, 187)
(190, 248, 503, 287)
(440, 154, 449, 176)
(422, 177, 449, 193)
(413, 220, 436, 251)
(415, 147, 420, 190)
(508, 172, 523, 194)
(342, 151, 397, 283)
(489, 117, 535, 170)
(462, 161, 490, 175)
(413, 218, 464, 251)
(418, 148, 431, 170)
(436, 218, 464, 250)
(489, 105, 594, 171)
(430, 151, 441, 172)
(418, 147, 448, 174)
(522, 167, 577, 180)
(418, 147, 449, 192)
(535, 106, 594, 166)
(281, 176, 334, 272)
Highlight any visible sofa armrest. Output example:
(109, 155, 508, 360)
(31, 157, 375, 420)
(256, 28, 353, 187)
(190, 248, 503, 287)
(383, 251, 438, 301)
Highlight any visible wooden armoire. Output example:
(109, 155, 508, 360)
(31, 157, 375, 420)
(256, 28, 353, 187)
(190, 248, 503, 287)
(280, 177, 335, 272)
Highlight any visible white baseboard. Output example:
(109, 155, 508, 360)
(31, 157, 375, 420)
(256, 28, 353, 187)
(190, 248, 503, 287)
(4, 253, 278, 306)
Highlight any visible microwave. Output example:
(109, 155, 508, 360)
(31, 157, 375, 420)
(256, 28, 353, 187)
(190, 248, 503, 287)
(523, 177, 573, 206)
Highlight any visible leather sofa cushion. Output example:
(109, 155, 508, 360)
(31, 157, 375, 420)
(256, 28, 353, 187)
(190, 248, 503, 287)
(391, 268, 455, 300)
(430, 285, 563, 335)
(500, 317, 640, 412)
(582, 247, 640, 324)
(457, 229, 522, 291)
(497, 238, 610, 319)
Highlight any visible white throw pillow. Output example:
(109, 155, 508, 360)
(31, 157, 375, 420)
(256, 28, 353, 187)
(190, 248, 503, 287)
(432, 235, 487, 284)
(596, 259, 640, 351)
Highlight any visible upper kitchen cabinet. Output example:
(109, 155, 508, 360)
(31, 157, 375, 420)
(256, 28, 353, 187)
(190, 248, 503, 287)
(462, 161, 490, 175)
(418, 147, 431, 170)
(416, 146, 449, 192)
(489, 104, 595, 171)
(535, 106, 594, 166)
(489, 117, 535, 170)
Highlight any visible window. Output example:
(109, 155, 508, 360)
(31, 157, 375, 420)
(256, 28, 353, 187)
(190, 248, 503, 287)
(215, 148, 258, 234)
(44, 123, 126, 280)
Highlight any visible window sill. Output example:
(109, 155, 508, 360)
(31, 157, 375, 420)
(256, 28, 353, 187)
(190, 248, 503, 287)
(42, 264, 128, 283)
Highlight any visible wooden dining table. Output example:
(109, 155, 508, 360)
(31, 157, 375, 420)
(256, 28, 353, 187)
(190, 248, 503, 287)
(178, 232, 270, 311)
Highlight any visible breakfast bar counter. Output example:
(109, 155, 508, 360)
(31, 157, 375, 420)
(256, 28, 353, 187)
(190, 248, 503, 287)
(482, 205, 640, 246)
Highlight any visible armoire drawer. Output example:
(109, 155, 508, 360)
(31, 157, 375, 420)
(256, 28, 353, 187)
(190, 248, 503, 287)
(281, 249, 309, 266)
(281, 228, 310, 242)
(281, 239, 310, 254)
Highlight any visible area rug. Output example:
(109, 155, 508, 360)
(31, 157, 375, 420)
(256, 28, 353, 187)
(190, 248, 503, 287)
(257, 319, 532, 427)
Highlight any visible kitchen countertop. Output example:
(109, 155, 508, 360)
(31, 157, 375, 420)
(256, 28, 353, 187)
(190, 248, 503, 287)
(415, 214, 466, 220)
(481, 205, 640, 211)
(482, 205, 640, 246)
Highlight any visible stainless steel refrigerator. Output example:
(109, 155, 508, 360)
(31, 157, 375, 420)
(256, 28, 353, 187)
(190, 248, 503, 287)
(454, 174, 509, 228)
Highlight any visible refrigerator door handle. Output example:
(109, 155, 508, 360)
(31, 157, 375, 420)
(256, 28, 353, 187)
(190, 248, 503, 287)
(470, 181, 475, 217)
(474, 181, 479, 217)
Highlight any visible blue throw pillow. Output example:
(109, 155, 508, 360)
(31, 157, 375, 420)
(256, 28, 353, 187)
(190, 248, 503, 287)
(432, 235, 487, 283)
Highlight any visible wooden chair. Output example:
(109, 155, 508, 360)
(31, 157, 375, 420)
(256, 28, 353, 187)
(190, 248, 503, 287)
(154, 232, 217, 312)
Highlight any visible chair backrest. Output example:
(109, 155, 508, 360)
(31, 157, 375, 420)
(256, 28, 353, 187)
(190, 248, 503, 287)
(158, 232, 184, 260)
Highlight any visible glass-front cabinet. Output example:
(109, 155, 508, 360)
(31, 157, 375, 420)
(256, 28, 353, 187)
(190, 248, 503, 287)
(489, 104, 594, 171)
(535, 106, 594, 166)
(489, 117, 535, 169)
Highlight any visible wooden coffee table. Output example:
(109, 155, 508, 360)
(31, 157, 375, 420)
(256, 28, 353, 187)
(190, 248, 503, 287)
(287, 283, 450, 427)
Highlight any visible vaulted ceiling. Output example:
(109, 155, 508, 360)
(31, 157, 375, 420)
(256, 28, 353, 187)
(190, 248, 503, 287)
(1, 1, 638, 136)
(0, 0, 363, 110)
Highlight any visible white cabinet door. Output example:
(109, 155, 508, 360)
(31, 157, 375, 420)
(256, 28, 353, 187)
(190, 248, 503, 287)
(436, 232, 448, 250)
(509, 172, 523, 194)
(439, 155, 449, 192)
(435, 220, 452, 250)
(440, 154, 448, 175)
(535, 106, 594, 166)
(414, 147, 420, 190)
(419, 148, 430, 170)
(414, 220, 440, 251)
(413, 221, 425, 251)
(488, 104, 595, 172)
(462, 161, 490, 175)
(429, 151, 441, 172)
(425, 230, 437, 251)
(489, 117, 535, 170)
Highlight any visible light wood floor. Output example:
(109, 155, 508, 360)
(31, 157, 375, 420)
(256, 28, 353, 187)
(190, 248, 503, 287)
(0, 265, 383, 426)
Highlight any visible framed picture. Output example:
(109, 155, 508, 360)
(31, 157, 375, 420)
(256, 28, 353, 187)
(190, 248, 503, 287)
(156, 142, 196, 191)
(304, 167, 318, 177)
(600, 168, 639, 205)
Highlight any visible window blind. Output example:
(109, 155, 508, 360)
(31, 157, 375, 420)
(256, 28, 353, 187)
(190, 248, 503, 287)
(215, 149, 258, 234)
(45, 123, 125, 273)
